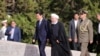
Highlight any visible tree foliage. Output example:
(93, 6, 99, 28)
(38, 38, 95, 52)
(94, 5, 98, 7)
(0, 0, 6, 19)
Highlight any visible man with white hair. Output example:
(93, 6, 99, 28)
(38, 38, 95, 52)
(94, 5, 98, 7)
(48, 13, 72, 56)
(0, 20, 8, 40)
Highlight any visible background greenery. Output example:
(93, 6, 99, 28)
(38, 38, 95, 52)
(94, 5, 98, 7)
(0, 0, 100, 54)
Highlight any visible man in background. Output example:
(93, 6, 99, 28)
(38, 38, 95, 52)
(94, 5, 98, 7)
(69, 12, 80, 51)
(5, 20, 21, 42)
(0, 20, 8, 40)
(96, 13, 100, 56)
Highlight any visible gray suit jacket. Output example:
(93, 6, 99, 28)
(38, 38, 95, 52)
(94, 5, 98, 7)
(69, 19, 79, 40)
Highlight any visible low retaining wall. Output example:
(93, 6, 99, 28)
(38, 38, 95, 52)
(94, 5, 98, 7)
(0, 40, 96, 56)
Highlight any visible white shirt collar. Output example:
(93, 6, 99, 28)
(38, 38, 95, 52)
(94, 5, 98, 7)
(39, 18, 43, 22)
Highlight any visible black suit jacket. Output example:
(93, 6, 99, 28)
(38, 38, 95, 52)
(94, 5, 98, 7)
(34, 19, 48, 42)
(93, 21, 100, 43)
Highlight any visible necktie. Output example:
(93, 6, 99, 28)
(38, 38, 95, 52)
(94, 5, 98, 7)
(39, 21, 41, 27)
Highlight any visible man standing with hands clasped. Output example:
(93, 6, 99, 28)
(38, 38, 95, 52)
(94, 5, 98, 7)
(78, 10, 93, 56)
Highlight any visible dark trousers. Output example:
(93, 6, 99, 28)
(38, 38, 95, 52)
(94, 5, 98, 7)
(38, 40, 46, 56)
(8, 39, 14, 41)
(70, 41, 80, 51)
(97, 44, 100, 56)
(96, 34, 100, 56)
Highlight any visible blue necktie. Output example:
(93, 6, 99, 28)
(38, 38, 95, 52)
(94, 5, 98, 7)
(39, 21, 41, 27)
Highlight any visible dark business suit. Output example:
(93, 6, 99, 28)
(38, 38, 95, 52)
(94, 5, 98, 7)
(5, 26, 21, 42)
(95, 22, 100, 55)
(34, 19, 48, 56)
(96, 22, 100, 43)
(69, 19, 80, 50)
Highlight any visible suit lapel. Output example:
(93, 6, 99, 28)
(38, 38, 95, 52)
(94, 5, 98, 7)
(13, 27, 16, 36)
(36, 21, 40, 30)
(72, 19, 75, 30)
(37, 19, 44, 30)
(39, 19, 44, 28)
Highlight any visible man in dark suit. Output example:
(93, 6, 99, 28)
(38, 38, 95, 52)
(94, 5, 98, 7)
(33, 10, 48, 56)
(96, 13, 100, 55)
(69, 12, 80, 51)
(5, 20, 21, 42)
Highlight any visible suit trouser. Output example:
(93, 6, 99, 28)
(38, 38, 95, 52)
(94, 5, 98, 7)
(74, 42, 80, 51)
(38, 40, 46, 56)
(80, 42, 90, 56)
(70, 41, 80, 51)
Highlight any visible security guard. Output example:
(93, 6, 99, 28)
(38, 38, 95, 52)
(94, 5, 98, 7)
(78, 10, 93, 56)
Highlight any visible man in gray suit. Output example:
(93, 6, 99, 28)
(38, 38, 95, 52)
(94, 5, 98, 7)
(78, 10, 93, 56)
(69, 12, 80, 51)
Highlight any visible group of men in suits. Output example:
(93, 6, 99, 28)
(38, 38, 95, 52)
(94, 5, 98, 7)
(33, 10, 72, 56)
(69, 10, 100, 56)
(32, 9, 100, 56)
(32, 9, 92, 56)
(69, 10, 93, 56)
(2, 10, 100, 56)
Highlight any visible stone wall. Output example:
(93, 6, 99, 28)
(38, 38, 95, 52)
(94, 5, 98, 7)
(0, 40, 96, 56)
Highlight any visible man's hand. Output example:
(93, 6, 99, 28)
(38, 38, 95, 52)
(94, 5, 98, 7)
(32, 39, 36, 44)
(56, 40, 60, 43)
(69, 38, 72, 42)
(33, 39, 36, 43)
(90, 41, 93, 44)
(74, 38, 77, 43)
(9, 31, 12, 34)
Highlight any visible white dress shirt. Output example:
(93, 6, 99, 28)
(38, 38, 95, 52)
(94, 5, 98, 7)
(98, 23, 100, 34)
(74, 20, 78, 29)
(10, 28, 15, 39)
